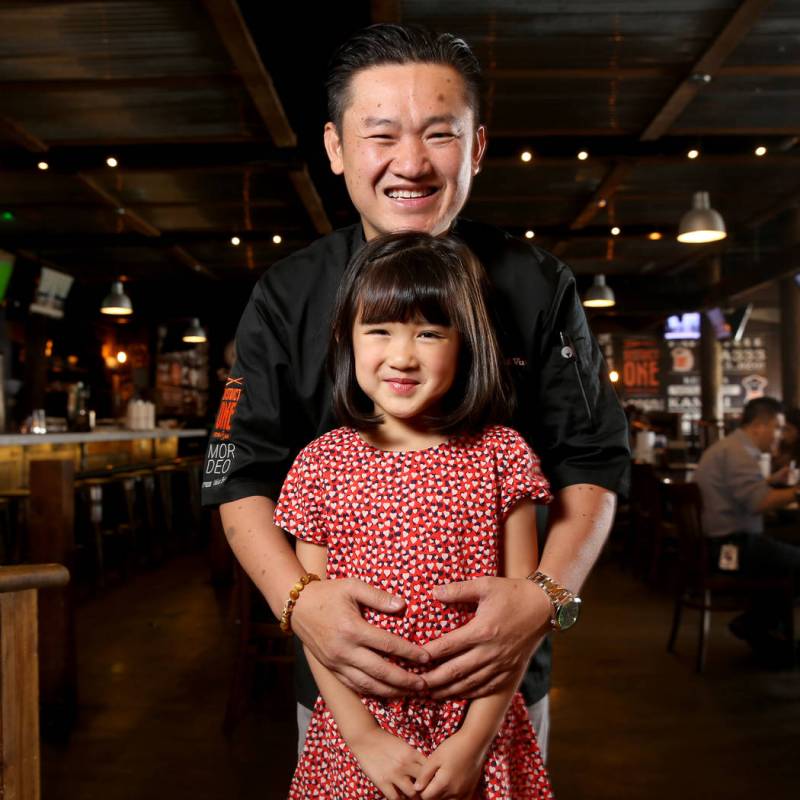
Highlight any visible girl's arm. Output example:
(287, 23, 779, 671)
(414, 499, 539, 799)
(295, 540, 426, 799)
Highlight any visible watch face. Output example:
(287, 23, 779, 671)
(556, 599, 581, 630)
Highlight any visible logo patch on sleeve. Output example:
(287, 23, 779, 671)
(212, 376, 243, 440)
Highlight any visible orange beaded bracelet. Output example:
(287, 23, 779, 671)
(279, 573, 320, 635)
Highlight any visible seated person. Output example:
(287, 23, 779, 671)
(774, 406, 800, 474)
(694, 397, 800, 656)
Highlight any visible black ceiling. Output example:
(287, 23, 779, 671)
(0, 0, 799, 325)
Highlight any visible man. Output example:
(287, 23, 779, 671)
(202, 24, 629, 761)
(694, 396, 800, 652)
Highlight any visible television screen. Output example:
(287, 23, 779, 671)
(705, 307, 731, 340)
(664, 312, 701, 340)
(0, 251, 14, 303)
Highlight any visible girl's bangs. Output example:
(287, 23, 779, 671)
(355, 261, 454, 327)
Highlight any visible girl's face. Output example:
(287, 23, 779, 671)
(352, 313, 460, 426)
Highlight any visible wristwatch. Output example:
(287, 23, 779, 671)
(527, 570, 582, 631)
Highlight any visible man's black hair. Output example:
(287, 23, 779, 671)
(741, 396, 783, 426)
(326, 24, 482, 130)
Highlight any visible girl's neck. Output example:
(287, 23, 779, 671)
(358, 416, 450, 453)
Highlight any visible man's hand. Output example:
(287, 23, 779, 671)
(291, 577, 430, 697)
(413, 730, 486, 800)
(421, 576, 551, 699)
(349, 726, 427, 800)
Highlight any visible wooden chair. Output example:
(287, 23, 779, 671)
(0, 563, 70, 800)
(629, 463, 677, 583)
(665, 482, 795, 672)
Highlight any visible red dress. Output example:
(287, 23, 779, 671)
(275, 425, 554, 799)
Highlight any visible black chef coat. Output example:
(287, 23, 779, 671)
(203, 218, 630, 707)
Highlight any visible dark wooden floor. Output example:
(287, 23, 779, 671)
(42, 549, 799, 800)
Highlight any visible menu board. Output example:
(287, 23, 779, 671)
(608, 322, 780, 420)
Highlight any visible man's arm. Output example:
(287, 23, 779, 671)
(756, 486, 798, 513)
(422, 484, 615, 698)
(220, 496, 429, 696)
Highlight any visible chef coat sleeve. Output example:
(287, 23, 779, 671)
(531, 264, 631, 496)
(201, 277, 299, 506)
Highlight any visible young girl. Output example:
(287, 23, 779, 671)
(275, 233, 554, 800)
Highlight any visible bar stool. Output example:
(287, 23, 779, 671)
(154, 464, 179, 552)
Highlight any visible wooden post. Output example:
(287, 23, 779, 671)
(700, 256, 723, 444)
(779, 275, 800, 409)
(0, 564, 69, 800)
(27, 460, 77, 732)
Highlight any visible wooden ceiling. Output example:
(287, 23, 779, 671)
(0, 0, 799, 321)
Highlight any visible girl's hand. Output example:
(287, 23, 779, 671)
(413, 730, 485, 800)
(350, 726, 427, 800)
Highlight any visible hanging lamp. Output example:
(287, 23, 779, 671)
(182, 318, 207, 343)
(582, 274, 616, 308)
(100, 280, 133, 315)
(677, 191, 727, 243)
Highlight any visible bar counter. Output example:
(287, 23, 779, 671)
(0, 428, 208, 489)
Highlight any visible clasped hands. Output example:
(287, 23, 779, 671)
(291, 575, 551, 799)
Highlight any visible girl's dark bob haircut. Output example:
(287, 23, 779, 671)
(328, 232, 513, 435)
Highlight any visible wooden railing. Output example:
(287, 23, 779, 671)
(0, 564, 69, 800)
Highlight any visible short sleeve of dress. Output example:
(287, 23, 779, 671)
(495, 428, 552, 520)
(273, 445, 327, 544)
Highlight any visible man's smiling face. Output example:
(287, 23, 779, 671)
(324, 62, 486, 240)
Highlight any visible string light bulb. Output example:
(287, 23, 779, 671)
(609, 370, 620, 383)
(272, 234, 282, 244)
(106, 156, 118, 168)
(687, 149, 699, 160)
(520, 151, 533, 163)
(231, 236, 241, 246)
(37, 161, 49, 170)
(755, 146, 767, 157)
(524, 230, 535, 239)
(577, 150, 589, 161)
(611, 226, 621, 236)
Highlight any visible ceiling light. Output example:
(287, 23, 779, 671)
(182, 318, 207, 344)
(37, 161, 49, 170)
(611, 226, 621, 236)
(116, 351, 128, 364)
(106, 156, 118, 168)
(577, 150, 589, 161)
(524, 230, 535, 239)
(520, 151, 533, 163)
(583, 274, 616, 308)
(100, 281, 133, 316)
(648, 231, 663, 241)
(272, 234, 282, 244)
(754, 146, 767, 157)
(687, 149, 699, 160)
(597, 198, 607, 208)
(231, 236, 241, 246)
(677, 191, 727, 243)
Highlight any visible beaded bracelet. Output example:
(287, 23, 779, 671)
(279, 573, 320, 635)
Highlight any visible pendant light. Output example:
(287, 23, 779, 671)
(182, 318, 207, 343)
(677, 191, 727, 243)
(583, 274, 616, 308)
(100, 280, 133, 315)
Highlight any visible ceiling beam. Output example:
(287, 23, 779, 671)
(640, 0, 775, 141)
(289, 167, 333, 235)
(0, 75, 242, 93)
(569, 163, 633, 230)
(201, 0, 331, 236)
(487, 64, 800, 81)
(201, 0, 296, 148)
(0, 116, 48, 153)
